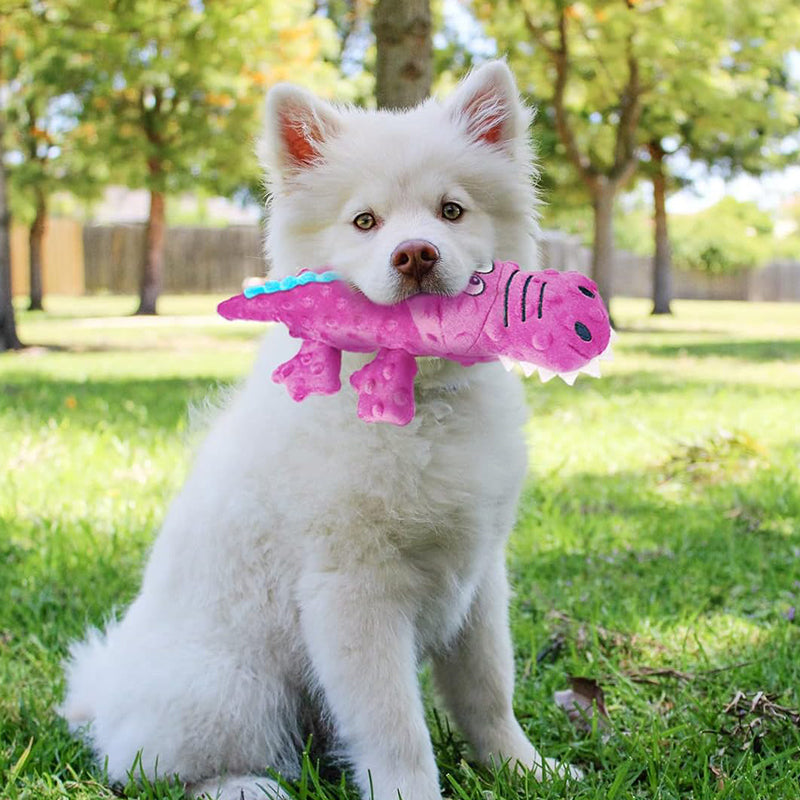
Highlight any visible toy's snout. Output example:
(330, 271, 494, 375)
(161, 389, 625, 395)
(530, 270, 609, 362)
(482, 265, 611, 375)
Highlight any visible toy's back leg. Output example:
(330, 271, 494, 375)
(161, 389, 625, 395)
(349, 348, 418, 425)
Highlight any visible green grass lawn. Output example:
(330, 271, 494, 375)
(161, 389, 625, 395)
(2, 295, 799, 799)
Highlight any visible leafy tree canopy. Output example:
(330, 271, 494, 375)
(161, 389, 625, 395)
(670, 197, 775, 273)
(1, 2, 109, 222)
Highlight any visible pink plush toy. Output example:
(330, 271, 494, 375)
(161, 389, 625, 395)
(218, 261, 612, 426)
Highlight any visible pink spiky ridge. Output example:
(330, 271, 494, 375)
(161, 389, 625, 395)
(218, 261, 614, 425)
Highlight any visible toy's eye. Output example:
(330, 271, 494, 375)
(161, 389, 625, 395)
(353, 212, 376, 231)
(575, 321, 592, 341)
(465, 274, 485, 296)
(474, 262, 495, 274)
(441, 202, 463, 221)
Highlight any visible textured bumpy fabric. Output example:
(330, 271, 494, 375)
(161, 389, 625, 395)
(218, 261, 612, 425)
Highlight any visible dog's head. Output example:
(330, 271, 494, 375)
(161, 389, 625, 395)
(261, 61, 538, 305)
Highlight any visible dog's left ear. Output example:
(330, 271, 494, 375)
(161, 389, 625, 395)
(446, 61, 530, 154)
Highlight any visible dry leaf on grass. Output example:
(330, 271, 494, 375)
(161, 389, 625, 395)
(718, 690, 800, 751)
(709, 764, 727, 791)
(554, 676, 610, 733)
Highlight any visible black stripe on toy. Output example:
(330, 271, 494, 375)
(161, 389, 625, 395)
(521, 274, 534, 322)
(503, 269, 520, 327)
(537, 281, 547, 319)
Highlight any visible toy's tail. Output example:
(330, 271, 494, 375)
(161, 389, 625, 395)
(217, 271, 342, 322)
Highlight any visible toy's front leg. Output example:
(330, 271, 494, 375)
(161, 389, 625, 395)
(349, 348, 417, 426)
(272, 339, 342, 401)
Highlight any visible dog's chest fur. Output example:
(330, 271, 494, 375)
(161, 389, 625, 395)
(273, 346, 530, 654)
(145, 329, 528, 667)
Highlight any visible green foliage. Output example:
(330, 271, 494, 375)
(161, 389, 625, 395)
(67, 0, 342, 199)
(636, 0, 800, 180)
(771, 197, 800, 261)
(670, 197, 775, 274)
(1, 2, 109, 223)
(1, 1, 359, 215)
(2, 295, 800, 797)
(471, 0, 800, 233)
(546, 192, 799, 271)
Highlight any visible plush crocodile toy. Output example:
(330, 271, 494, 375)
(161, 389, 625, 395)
(218, 261, 613, 426)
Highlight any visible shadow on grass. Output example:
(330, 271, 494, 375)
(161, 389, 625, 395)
(614, 325, 730, 336)
(511, 462, 800, 638)
(1, 372, 235, 432)
(523, 368, 797, 414)
(6, 328, 260, 354)
(624, 338, 800, 362)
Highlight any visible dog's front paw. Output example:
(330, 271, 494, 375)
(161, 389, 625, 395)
(533, 756, 584, 782)
(189, 774, 287, 800)
(488, 742, 584, 784)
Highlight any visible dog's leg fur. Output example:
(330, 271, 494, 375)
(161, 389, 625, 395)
(298, 562, 441, 800)
(432, 552, 582, 781)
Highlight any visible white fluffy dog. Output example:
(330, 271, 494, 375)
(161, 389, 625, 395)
(62, 61, 580, 800)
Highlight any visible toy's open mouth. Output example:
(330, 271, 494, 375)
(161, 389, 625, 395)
(498, 330, 617, 385)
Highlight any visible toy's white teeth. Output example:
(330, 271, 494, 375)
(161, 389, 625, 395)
(500, 357, 541, 378)
(499, 355, 516, 372)
(597, 328, 617, 362)
(599, 338, 615, 363)
(558, 370, 579, 386)
(501, 352, 606, 384)
(579, 356, 603, 378)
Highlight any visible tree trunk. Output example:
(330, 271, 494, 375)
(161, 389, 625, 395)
(373, 0, 432, 110)
(591, 177, 616, 312)
(649, 143, 672, 315)
(0, 125, 22, 351)
(136, 189, 165, 315)
(28, 189, 46, 311)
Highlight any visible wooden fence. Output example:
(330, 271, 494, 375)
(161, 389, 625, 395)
(10, 218, 84, 296)
(10, 220, 800, 301)
(83, 224, 264, 294)
(748, 260, 800, 302)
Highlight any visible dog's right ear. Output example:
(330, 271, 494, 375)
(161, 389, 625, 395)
(260, 85, 341, 183)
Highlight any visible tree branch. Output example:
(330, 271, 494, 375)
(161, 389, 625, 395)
(521, 8, 558, 60)
(550, 7, 597, 191)
(574, 17, 621, 109)
(611, 28, 643, 185)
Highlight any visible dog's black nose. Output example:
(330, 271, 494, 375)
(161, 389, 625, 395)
(391, 240, 440, 281)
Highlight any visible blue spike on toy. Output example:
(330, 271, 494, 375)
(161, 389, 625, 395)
(243, 271, 342, 299)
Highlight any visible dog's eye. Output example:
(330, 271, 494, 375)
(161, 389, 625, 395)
(353, 212, 376, 231)
(441, 202, 463, 221)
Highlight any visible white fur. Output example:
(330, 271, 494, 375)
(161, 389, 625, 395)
(61, 62, 580, 800)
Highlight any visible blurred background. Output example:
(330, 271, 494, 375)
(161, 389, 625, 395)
(1, 0, 798, 334)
